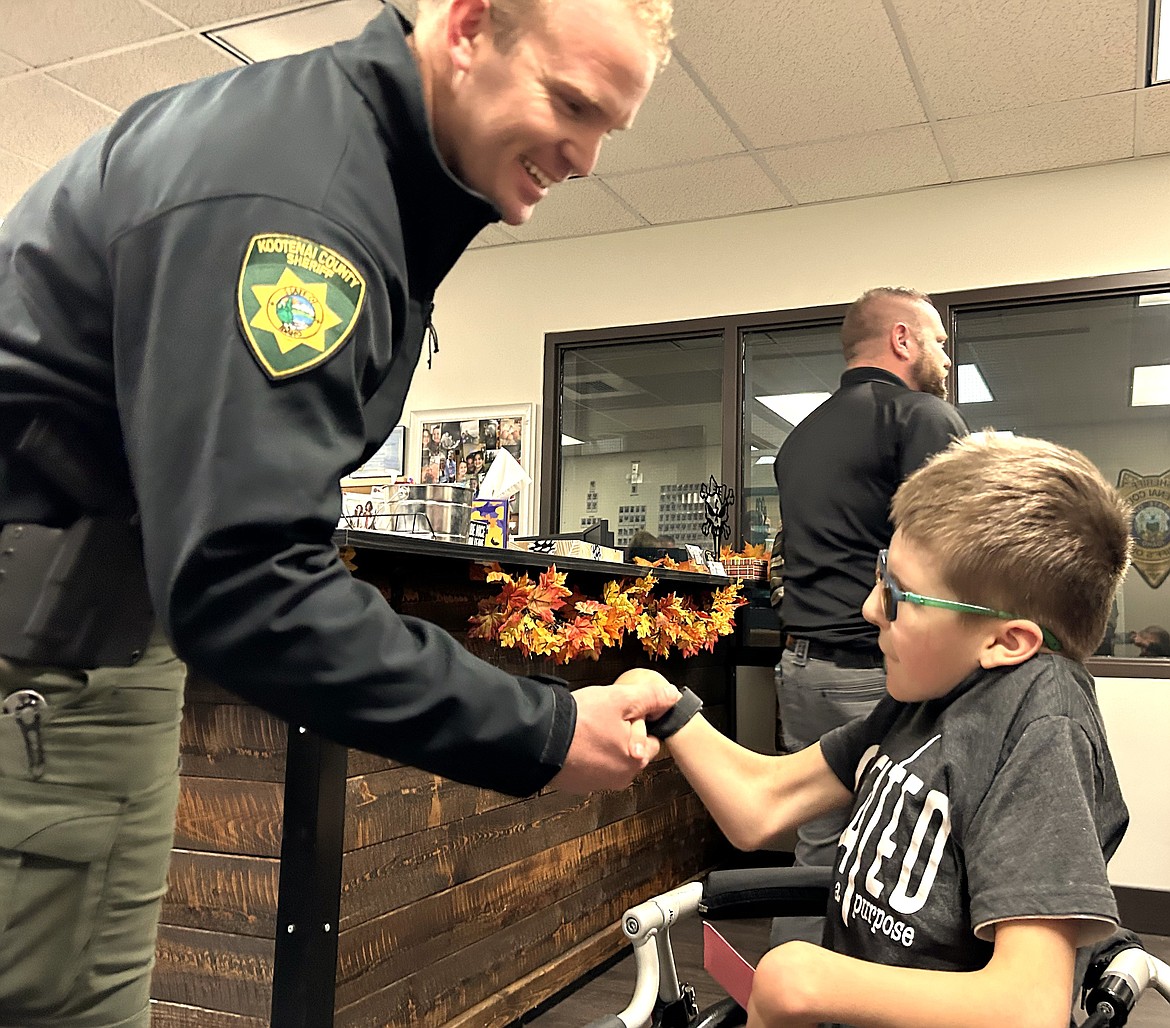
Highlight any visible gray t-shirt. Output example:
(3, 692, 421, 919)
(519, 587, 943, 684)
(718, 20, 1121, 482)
(819, 654, 1128, 975)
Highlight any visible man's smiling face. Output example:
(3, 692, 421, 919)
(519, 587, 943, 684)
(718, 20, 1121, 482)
(438, 0, 655, 225)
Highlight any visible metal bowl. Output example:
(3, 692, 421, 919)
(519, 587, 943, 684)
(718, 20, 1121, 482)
(384, 483, 472, 542)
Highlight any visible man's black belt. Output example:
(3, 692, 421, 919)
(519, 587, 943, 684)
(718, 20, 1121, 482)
(785, 635, 884, 670)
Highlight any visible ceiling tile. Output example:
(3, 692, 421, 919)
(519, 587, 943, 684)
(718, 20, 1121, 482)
(0, 52, 29, 77)
(0, 74, 116, 165)
(467, 224, 516, 248)
(672, 0, 924, 147)
(147, 0, 313, 29)
(1, 0, 180, 67)
(939, 93, 1136, 180)
(603, 153, 788, 225)
(594, 59, 741, 175)
(504, 177, 645, 242)
(761, 125, 948, 204)
(208, 0, 383, 62)
(0, 148, 48, 218)
(49, 36, 241, 111)
(892, 0, 1139, 119)
(1138, 86, 1170, 156)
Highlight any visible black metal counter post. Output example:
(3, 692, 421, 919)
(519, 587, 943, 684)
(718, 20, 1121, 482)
(271, 725, 349, 1027)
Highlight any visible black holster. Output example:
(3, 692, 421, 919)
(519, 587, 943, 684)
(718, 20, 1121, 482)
(0, 517, 154, 668)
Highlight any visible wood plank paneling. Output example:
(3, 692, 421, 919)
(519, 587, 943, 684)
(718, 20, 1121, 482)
(172, 776, 284, 857)
(335, 816, 718, 1028)
(162, 850, 280, 937)
(180, 701, 287, 782)
(335, 791, 711, 1008)
(152, 925, 275, 1018)
(338, 758, 682, 930)
(343, 763, 521, 851)
(443, 920, 625, 1028)
(150, 1001, 268, 1028)
(152, 540, 735, 1026)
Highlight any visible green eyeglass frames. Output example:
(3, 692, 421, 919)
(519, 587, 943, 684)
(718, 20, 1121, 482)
(876, 549, 1062, 653)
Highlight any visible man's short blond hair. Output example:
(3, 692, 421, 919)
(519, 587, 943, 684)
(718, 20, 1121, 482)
(840, 286, 933, 363)
(891, 433, 1132, 662)
(420, 0, 673, 69)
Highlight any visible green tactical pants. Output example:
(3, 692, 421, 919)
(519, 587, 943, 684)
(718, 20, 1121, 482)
(0, 634, 184, 1028)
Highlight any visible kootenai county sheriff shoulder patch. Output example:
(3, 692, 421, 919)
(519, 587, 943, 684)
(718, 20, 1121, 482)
(237, 232, 367, 379)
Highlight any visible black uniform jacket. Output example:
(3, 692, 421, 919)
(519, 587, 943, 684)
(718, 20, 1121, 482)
(0, 9, 574, 796)
(774, 367, 969, 650)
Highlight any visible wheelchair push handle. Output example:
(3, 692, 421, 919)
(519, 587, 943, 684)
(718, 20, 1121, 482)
(585, 870, 832, 1028)
(1084, 945, 1170, 1026)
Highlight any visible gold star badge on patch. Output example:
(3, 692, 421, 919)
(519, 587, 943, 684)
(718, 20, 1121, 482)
(237, 232, 367, 379)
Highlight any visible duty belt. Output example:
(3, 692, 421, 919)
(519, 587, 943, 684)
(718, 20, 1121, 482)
(785, 635, 884, 669)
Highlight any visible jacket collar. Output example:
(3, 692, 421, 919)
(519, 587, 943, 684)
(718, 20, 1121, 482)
(839, 366, 912, 391)
(330, 8, 500, 289)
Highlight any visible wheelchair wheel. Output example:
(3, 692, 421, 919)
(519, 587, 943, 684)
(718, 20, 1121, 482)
(690, 996, 746, 1028)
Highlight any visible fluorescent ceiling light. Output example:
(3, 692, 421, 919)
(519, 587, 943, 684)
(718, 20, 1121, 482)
(757, 391, 831, 426)
(755, 455, 776, 465)
(207, 0, 384, 63)
(1131, 364, 1170, 407)
(957, 364, 994, 403)
(1154, 0, 1170, 84)
(1137, 292, 1170, 306)
(562, 434, 585, 446)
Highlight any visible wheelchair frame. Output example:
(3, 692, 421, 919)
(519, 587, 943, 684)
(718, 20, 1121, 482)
(584, 867, 1170, 1028)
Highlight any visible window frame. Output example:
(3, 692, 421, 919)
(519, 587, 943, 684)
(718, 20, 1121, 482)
(541, 305, 855, 539)
(540, 270, 1170, 680)
(935, 268, 1170, 680)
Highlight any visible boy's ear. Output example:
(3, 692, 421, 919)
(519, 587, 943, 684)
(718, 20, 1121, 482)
(445, 0, 491, 72)
(979, 620, 1045, 669)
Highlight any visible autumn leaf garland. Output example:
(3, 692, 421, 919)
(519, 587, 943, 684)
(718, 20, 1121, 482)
(468, 563, 746, 664)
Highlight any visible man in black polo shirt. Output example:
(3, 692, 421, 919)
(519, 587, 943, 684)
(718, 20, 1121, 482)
(771, 286, 968, 942)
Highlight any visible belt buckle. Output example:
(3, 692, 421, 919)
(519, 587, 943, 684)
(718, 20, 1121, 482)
(792, 638, 809, 666)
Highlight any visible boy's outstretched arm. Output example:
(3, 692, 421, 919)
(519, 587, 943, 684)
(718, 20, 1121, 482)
(746, 917, 1081, 1028)
(666, 713, 851, 851)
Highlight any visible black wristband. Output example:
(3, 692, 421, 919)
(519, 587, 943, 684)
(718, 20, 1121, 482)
(645, 687, 703, 740)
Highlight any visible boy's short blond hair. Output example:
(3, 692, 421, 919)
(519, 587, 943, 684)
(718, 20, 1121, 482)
(891, 433, 1132, 662)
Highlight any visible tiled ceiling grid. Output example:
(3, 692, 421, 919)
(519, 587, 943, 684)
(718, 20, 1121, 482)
(1, 0, 1167, 246)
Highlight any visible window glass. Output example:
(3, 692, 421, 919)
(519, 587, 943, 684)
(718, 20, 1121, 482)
(953, 293, 1170, 658)
(558, 335, 723, 550)
(741, 321, 845, 551)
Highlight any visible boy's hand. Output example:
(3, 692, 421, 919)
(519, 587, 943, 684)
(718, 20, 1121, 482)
(547, 670, 681, 795)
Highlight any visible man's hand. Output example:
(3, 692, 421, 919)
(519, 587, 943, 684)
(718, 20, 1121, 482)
(547, 669, 681, 794)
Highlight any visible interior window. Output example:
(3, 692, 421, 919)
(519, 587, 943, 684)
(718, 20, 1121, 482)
(953, 293, 1170, 658)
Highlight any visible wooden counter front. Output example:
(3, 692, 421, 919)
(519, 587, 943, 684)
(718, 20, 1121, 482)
(150, 534, 736, 1027)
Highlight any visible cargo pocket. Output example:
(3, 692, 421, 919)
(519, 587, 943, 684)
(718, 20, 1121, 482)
(0, 777, 123, 1014)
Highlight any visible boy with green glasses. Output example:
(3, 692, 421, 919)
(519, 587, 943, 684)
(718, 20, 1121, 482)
(653, 433, 1133, 1026)
(874, 546, 1065, 661)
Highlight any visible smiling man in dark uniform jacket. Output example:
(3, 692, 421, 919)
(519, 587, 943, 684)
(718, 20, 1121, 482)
(771, 286, 968, 944)
(0, 0, 678, 1024)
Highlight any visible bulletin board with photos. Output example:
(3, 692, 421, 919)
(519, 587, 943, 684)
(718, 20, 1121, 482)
(408, 403, 536, 536)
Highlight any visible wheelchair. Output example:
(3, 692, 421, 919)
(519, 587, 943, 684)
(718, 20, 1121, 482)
(584, 866, 1170, 1028)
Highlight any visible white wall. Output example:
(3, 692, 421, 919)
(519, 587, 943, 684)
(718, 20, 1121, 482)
(1096, 676, 1170, 892)
(406, 154, 1170, 893)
